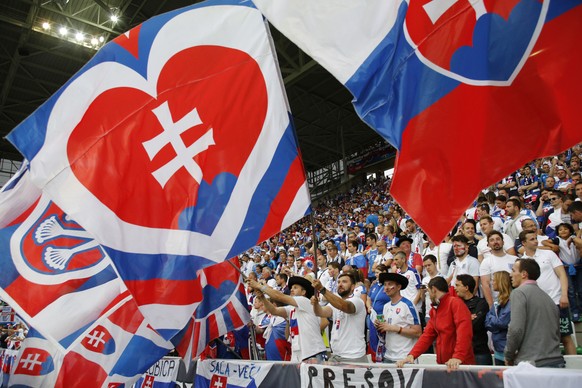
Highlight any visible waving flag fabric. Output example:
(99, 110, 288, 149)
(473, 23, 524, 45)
(0, 169, 252, 386)
(0, 173, 173, 386)
(254, 0, 582, 242)
(7, 0, 309, 337)
(174, 258, 250, 361)
(9, 296, 174, 388)
(0, 174, 126, 350)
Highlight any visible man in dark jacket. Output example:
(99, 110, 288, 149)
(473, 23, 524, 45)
(396, 276, 475, 370)
(455, 274, 492, 365)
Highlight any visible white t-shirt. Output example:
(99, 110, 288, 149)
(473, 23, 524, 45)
(330, 296, 367, 358)
(382, 297, 420, 360)
(523, 249, 563, 304)
(284, 296, 326, 361)
(503, 215, 529, 240)
(476, 233, 514, 258)
(447, 255, 480, 285)
(476, 217, 504, 235)
(374, 251, 393, 266)
(479, 253, 517, 302)
(479, 253, 517, 276)
(423, 243, 451, 276)
(397, 267, 421, 311)
(421, 273, 443, 319)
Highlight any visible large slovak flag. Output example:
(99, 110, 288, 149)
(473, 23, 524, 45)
(7, 0, 310, 338)
(254, 0, 582, 242)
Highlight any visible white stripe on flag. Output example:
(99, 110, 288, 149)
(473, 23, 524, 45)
(281, 180, 311, 231)
(139, 302, 200, 333)
(253, 0, 400, 84)
(27, 280, 125, 348)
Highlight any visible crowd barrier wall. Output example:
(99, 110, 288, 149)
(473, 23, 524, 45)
(1, 350, 581, 387)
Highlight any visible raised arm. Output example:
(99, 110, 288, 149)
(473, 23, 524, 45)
(312, 279, 355, 314)
(255, 290, 288, 318)
(248, 279, 297, 307)
(310, 296, 332, 318)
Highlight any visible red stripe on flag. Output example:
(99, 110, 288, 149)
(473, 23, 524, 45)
(106, 299, 143, 334)
(226, 301, 244, 328)
(124, 278, 204, 306)
(6, 276, 100, 316)
(202, 258, 241, 289)
(258, 155, 306, 242)
(175, 319, 194, 357)
(207, 314, 219, 342)
(392, 6, 582, 243)
(56, 351, 108, 387)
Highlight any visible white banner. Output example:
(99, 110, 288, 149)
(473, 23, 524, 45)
(133, 357, 180, 388)
(0, 306, 15, 323)
(300, 363, 424, 388)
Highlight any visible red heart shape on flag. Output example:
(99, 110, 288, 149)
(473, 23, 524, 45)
(68, 46, 268, 229)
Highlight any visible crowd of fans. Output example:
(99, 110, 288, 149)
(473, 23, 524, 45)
(2, 144, 582, 367)
(239, 142, 582, 367)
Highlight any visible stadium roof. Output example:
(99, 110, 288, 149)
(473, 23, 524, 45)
(0, 0, 390, 174)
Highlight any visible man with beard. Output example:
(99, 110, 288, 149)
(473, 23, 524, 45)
(447, 221, 479, 267)
(311, 273, 368, 363)
(446, 235, 480, 291)
(477, 216, 514, 262)
(374, 273, 421, 363)
(479, 231, 517, 307)
(503, 198, 530, 241)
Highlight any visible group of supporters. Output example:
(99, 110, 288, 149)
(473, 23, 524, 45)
(238, 143, 582, 368)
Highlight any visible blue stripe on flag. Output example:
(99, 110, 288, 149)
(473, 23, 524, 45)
(227, 122, 299, 258)
(0, 225, 21, 287)
(109, 335, 171, 377)
(344, 1, 458, 149)
(74, 264, 119, 292)
(105, 248, 214, 281)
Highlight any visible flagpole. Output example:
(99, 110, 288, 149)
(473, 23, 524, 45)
(226, 259, 260, 360)
(310, 213, 319, 276)
(226, 259, 247, 280)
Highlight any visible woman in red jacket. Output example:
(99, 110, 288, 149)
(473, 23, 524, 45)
(396, 276, 475, 369)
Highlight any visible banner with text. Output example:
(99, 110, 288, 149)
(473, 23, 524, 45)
(133, 357, 180, 388)
(0, 307, 15, 324)
(195, 359, 300, 388)
(300, 363, 424, 388)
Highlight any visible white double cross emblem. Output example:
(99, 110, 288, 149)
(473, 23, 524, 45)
(423, 0, 487, 24)
(143, 101, 215, 188)
(20, 353, 43, 371)
(86, 330, 107, 348)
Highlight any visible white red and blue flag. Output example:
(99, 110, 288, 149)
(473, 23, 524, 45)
(6, 0, 310, 338)
(254, 0, 582, 242)
(0, 172, 174, 386)
(0, 171, 127, 350)
(8, 294, 174, 387)
(174, 258, 250, 361)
